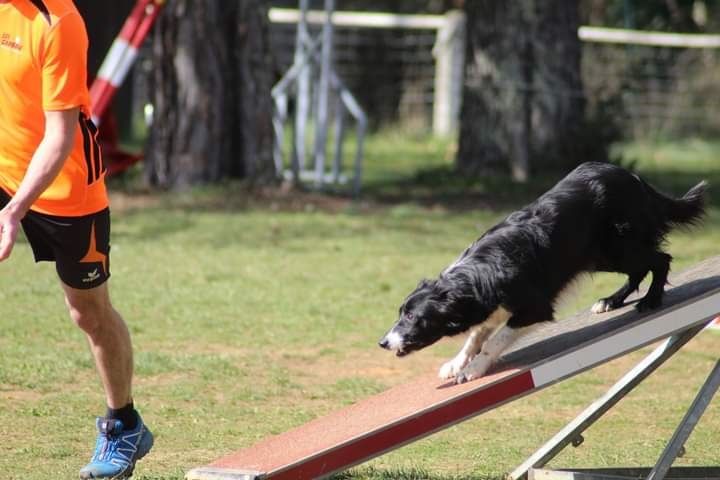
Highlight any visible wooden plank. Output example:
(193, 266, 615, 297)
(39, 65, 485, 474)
(187, 257, 720, 480)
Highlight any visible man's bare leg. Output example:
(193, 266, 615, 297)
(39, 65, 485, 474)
(65, 281, 154, 479)
(62, 281, 133, 409)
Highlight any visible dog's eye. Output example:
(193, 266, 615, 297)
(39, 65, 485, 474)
(405, 312, 414, 320)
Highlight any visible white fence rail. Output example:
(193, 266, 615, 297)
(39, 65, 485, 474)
(579, 26, 720, 48)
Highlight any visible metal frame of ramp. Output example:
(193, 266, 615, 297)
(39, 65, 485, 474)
(186, 257, 720, 480)
(511, 324, 720, 480)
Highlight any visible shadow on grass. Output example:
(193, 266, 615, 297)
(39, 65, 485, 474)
(362, 165, 556, 212)
(363, 151, 720, 212)
(108, 162, 555, 218)
(106, 157, 720, 245)
(330, 466, 502, 480)
(363, 147, 720, 209)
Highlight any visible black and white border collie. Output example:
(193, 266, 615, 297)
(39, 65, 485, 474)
(379, 162, 706, 384)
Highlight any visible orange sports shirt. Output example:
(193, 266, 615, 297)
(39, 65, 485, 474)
(0, 0, 107, 216)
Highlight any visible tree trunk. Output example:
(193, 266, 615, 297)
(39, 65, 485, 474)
(144, 0, 276, 188)
(457, 0, 585, 180)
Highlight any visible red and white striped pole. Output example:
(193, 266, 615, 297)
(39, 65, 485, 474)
(89, 0, 165, 126)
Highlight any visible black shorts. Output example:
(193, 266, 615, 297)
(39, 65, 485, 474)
(0, 190, 111, 289)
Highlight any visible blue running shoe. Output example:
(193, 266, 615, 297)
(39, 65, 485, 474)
(79, 414, 154, 479)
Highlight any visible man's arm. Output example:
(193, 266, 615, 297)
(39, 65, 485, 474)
(0, 107, 79, 261)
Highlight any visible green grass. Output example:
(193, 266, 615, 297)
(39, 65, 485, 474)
(1, 134, 720, 479)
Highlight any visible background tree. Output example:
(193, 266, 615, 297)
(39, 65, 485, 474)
(457, 0, 586, 181)
(144, 0, 276, 188)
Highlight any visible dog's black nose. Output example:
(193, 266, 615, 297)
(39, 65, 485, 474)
(378, 338, 390, 349)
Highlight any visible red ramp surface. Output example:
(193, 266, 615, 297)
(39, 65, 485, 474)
(203, 368, 530, 480)
(187, 257, 720, 480)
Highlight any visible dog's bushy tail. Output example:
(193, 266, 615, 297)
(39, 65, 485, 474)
(655, 180, 708, 228)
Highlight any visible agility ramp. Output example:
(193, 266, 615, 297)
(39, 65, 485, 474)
(186, 256, 720, 480)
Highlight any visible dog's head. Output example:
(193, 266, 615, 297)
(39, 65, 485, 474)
(378, 277, 479, 357)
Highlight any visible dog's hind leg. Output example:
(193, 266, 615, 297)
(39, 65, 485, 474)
(636, 251, 672, 312)
(591, 270, 648, 313)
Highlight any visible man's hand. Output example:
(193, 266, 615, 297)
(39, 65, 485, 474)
(0, 205, 22, 261)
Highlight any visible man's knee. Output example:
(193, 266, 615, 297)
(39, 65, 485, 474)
(64, 286, 114, 335)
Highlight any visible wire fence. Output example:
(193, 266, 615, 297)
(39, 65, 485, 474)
(127, 10, 720, 144)
(268, 11, 720, 139)
(270, 19, 439, 131)
(583, 41, 720, 137)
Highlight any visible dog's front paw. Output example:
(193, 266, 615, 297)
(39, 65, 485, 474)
(454, 355, 491, 384)
(439, 355, 470, 380)
(591, 298, 618, 314)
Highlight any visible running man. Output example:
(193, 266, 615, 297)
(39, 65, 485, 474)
(0, 1, 153, 478)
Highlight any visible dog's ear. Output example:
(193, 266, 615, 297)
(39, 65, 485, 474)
(431, 277, 451, 300)
(416, 278, 436, 290)
(437, 274, 477, 303)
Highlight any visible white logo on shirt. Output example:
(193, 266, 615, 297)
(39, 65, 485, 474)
(0, 33, 22, 52)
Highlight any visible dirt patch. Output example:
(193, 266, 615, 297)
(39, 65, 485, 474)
(0, 386, 44, 402)
(272, 345, 449, 389)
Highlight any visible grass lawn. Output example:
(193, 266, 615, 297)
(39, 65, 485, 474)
(1, 134, 719, 479)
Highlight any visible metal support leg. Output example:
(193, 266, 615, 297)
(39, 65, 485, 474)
(509, 324, 707, 480)
(646, 359, 720, 480)
(313, 0, 334, 188)
(332, 97, 346, 184)
(293, 0, 311, 177)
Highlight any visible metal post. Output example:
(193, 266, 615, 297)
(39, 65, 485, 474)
(646, 359, 720, 480)
(313, 0, 334, 187)
(331, 72, 366, 197)
(351, 101, 366, 197)
(509, 324, 707, 480)
(332, 95, 346, 183)
(293, 0, 311, 179)
(271, 1, 366, 194)
(272, 92, 288, 174)
(432, 10, 465, 136)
